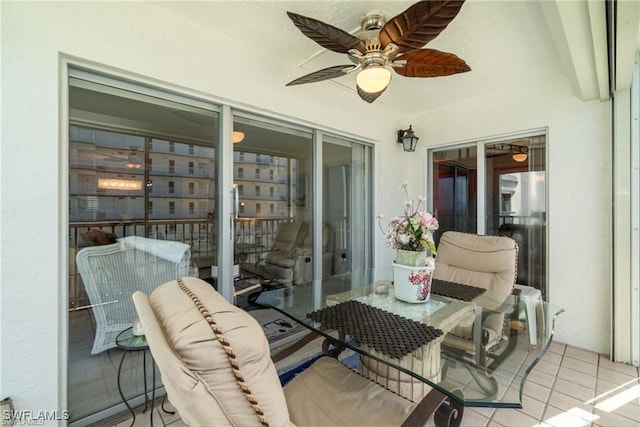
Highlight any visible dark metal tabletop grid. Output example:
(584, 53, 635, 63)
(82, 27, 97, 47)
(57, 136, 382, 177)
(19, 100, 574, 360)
(431, 279, 487, 302)
(308, 300, 443, 359)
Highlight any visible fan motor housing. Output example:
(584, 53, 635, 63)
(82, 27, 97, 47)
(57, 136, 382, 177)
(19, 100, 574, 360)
(360, 12, 386, 31)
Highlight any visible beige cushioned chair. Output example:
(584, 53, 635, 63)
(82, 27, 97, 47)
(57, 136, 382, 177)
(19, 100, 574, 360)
(258, 221, 308, 285)
(132, 277, 432, 426)
(433, 231, 518, 362)
(257, 222, 333, 285)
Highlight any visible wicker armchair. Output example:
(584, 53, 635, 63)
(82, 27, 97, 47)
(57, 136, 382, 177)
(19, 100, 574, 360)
(76, 236, 193, 354)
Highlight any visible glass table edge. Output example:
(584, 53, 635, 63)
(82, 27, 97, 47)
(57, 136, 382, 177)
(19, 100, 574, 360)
(458, 305, 565, 408)
(256, 295, 474, 406)
(256, 291, 565, 408)
(514, 305, 566, 405)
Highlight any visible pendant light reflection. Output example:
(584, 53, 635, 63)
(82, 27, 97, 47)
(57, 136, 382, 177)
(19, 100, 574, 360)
(512, 153, 528, 162)
(232, 131, 245, 144)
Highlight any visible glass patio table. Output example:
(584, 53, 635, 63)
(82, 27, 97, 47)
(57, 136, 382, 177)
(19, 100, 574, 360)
(255, 269, 563, 425)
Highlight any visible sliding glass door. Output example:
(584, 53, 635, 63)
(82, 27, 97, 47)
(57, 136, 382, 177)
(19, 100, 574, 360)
(68, 75, 219, 422)
(431, 146, 478, 244)
(484, 136, 546, 294)
(323, 135, 373, 274)
(230, 115, 314, 285)
(67, 70, 374, 425)
(429, 132, 547, 296)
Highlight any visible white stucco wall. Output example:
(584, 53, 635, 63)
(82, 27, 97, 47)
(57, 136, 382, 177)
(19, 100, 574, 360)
(405, 75, 611, 355)
(1, 0, 611, 421)
(0, 1, 403, 419)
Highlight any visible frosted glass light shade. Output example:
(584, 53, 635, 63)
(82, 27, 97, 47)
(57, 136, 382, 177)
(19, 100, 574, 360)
(357, 67, 391, 93)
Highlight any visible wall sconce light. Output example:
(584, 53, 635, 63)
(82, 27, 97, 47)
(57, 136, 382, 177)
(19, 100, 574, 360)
(397, 125, 419, 152)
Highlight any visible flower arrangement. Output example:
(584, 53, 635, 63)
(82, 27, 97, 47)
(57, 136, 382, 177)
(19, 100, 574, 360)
(377, 182, 439, 254)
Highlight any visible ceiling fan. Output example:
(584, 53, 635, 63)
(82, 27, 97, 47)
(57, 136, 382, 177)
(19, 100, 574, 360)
(286, 0, 471, 103)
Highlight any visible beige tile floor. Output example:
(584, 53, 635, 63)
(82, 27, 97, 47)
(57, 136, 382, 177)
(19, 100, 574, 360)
(114, 342, 640, 427)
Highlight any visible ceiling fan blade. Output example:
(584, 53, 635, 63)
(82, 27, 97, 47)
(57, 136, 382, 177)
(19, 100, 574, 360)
(394, 49, 470, 77)
(286, 65, 356, 86)
(380, 0, 466, 53)
(287, 12, 365, 54)
(357, 85, 386, 103)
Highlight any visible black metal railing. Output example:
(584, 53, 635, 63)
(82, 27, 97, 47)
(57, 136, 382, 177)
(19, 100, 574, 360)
(68, 217, 291, 308)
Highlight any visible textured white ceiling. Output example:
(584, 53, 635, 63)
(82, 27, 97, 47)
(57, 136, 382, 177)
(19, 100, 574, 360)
(151, 1, 569, 114)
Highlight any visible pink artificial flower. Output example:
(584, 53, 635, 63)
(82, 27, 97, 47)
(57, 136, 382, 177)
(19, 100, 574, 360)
(417, 210, 439, 230)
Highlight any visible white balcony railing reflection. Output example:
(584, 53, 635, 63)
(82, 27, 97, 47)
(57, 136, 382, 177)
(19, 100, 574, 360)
(68, 216, 291, 308)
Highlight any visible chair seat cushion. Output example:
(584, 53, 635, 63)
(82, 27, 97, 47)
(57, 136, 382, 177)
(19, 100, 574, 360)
(265, 251, 298, 268)
(284, 357, 417, 426)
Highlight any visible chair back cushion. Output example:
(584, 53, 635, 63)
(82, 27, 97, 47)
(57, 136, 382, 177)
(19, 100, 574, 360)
(433, 232, 518, 349)
(433, 231, 518, 295)
(133, 277, 293, 427)
(272, 221, 304, 253)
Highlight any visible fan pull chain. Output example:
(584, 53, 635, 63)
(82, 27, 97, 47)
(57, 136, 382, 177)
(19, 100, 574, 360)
(176, 278, 269, 427)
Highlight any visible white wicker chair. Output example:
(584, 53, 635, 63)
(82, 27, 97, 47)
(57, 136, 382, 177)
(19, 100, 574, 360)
(76, 237, 193, 354)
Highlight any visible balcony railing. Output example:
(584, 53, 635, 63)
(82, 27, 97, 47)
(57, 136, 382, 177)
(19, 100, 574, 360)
(68, 216, 291, 309)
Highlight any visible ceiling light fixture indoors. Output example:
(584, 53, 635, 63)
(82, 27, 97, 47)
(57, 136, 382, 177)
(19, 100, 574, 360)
(397, 125, 419, 152)
(512, 152, 528, 162)
(232, 131, 245, 143)
(285, 1, 471, 103)
(487, 143, 529, 162)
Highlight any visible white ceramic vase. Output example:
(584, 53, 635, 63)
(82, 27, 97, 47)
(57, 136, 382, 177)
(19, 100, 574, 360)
(392, 262, 435, 303)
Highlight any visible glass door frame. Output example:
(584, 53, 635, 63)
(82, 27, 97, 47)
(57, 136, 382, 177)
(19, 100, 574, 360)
(426, 128, 549, 290)
(63, 60, 377, 425)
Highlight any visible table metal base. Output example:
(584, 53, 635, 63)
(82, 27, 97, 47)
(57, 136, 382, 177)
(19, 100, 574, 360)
(116, 349, 174, 426)
(402, 388, 464, 427)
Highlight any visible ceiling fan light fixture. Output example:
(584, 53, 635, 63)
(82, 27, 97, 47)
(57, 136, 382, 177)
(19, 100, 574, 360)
(357, 66, 391, 94)
(125, 152, 141, 169)
(232, 131, 245, 143)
